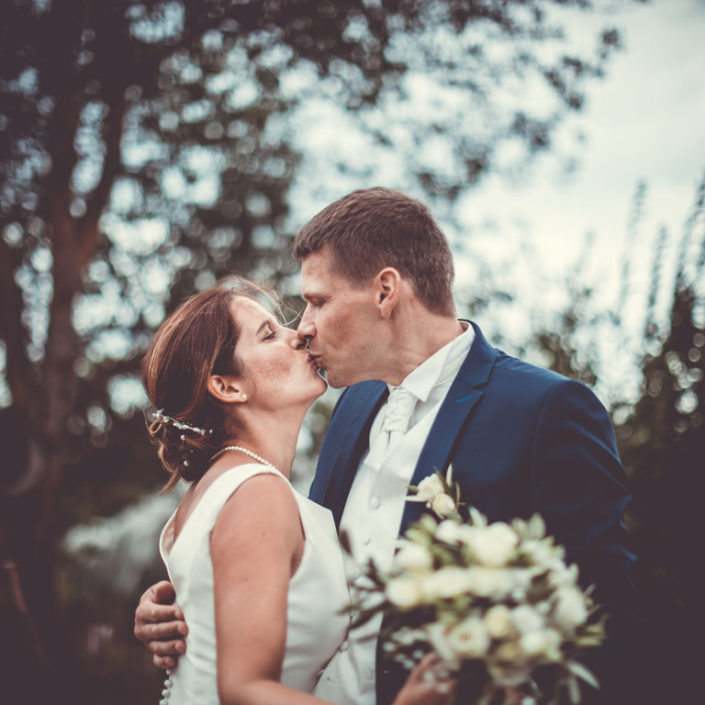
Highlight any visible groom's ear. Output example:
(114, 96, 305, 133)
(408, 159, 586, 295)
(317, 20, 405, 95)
(375, 267, 402, 318)
(207, 374, 246, 404)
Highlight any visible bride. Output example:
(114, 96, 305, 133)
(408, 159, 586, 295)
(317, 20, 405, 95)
(142, 280, 452, 705)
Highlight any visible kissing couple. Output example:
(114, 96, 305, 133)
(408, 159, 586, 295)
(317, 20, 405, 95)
(135, 188, 636, 705)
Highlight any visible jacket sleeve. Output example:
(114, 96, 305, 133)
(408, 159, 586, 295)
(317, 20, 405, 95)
(529, 378, 643, 704)
(529, 377, 635, 595)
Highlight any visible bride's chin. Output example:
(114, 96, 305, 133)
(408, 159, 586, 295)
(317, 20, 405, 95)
(305, 378, 327, 402)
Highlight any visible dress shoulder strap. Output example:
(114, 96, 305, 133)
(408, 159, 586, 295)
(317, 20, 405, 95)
(178, 463, 291, 546)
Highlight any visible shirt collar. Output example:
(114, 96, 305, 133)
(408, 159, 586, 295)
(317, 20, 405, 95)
(388, 322, 474, 403)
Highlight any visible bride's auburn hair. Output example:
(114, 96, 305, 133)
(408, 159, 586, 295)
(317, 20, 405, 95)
(142, 278, 275, 489)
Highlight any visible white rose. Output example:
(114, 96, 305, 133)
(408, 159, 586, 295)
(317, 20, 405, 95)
(484, 604, 515, 639)
(386, 577, 424, 609)
(457, 524, 478, 545)
(464, 567, 516, 598)
(395, 542, 433, 573)
(422, 566, 472, 600)
(511, 605, 545, 634)
(425, 622, 461, 668)
(519, 628, 562, 660)
(447, 617, 490, 658)
(552, 586, 589, 632)
(522, 538, 557, 566)
(466, 523, 518, 567)
(414, 474, 445, 502)
(548, 561, 579, 588)
(430, 493, 457, 518)
(436, 519, 462, 544)
(493, 638, 525, 664)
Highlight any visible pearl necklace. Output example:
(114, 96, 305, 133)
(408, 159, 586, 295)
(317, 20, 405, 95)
(209, 445, 277, 469)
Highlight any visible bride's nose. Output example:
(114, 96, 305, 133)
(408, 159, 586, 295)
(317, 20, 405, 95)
(289, 329, 307, 350)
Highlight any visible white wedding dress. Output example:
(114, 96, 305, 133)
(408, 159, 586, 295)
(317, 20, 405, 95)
(158, 463, 352, 704)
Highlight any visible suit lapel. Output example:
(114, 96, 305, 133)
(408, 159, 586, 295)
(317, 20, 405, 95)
(401, 322, 497, 530)
(323, 381, 387, 527)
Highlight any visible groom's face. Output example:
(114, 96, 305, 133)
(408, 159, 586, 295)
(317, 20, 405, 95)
(298, 248, 387, 388)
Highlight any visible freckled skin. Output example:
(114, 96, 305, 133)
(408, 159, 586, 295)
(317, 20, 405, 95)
(233, 297, 326, 409)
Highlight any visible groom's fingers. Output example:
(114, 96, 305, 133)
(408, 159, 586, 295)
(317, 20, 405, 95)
(137, 618, 188, 642)
(137, 600, 184, 626)
(150, 637, 186, 656)
(148, 636, 187, 669)
(149, 580, 177, 605)
(153, 654, 176, 670)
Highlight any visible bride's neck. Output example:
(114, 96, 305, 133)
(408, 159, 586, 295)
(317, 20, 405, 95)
(221, 411, 302, 477)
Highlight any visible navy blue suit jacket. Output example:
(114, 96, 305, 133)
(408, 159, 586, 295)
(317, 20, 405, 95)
(309, 323, 636, 704)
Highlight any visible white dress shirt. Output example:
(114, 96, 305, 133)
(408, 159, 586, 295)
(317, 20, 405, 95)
(317, 324, 474, 705)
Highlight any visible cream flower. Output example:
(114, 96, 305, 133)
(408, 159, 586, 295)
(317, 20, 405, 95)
(430, 493, 457, 518)
(519, 628, 562, 660)
(463, 567, 517, 598)
(422, 566, 472, 600)
(484, 604, 515, 639)
(395, 541, 433, 573)
(552, 586, 589, 632)
(511, 605, 545, 634)
(465, 523, 518, 567)
(412, 473, 445, 502)
(447, 617, 490, 658)
(386, 577, 424, 610)
(521, 538, 557, 566)
(436, 519, 463, 543)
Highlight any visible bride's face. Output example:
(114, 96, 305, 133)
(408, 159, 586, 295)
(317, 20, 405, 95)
(230, 297, 327, 409)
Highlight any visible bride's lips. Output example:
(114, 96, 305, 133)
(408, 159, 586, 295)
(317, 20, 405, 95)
(308, 354, 326, 379)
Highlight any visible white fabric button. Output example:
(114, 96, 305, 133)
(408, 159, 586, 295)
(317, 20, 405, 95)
(363, 536, 372, 545)
(340, 640, 349, 651)
(369, 497, 381, 509)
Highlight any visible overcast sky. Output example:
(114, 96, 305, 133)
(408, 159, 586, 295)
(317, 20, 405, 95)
(460, 0, 705, 288)
(454, 0, 705, 400)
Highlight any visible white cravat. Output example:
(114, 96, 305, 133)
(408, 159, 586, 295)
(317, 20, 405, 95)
(364, 386, 418, 471)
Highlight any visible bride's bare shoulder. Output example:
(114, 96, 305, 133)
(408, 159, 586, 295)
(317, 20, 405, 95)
(212, 470, 301, 552)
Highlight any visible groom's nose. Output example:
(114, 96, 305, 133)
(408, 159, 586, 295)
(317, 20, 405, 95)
(296, 317, 316, 342)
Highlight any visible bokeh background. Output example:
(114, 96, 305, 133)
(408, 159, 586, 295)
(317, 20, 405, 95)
(1, 0, 703, 703)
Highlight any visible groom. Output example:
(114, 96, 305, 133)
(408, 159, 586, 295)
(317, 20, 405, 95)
(135, 188, 637, 704)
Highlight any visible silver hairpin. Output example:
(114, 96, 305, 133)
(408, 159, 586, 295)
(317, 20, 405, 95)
(154, 409, 211, 437)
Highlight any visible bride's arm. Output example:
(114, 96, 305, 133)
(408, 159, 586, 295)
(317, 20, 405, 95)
(211, 473, 302, 703)
(211, 475, 453, 705)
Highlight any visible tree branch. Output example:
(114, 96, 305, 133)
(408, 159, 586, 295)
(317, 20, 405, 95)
(79, 88, 127, 249)
(1, 560, 50, 667)
(0, 235, 34, 415)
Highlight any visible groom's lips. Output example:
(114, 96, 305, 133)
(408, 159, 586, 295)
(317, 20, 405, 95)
(308, 354, 325, 372)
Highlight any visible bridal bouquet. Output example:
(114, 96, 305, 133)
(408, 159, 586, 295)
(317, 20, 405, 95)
(348, 468, 605, 705)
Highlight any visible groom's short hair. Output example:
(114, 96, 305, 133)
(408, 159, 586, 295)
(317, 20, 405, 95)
(293, 187, 455, 316)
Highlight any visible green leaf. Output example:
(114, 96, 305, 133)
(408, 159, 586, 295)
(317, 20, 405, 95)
(567, 661, 600, 689)
(567, 675, 581, 704)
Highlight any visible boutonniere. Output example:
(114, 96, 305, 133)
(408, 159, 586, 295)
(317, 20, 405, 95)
(406, 464, 464, 519)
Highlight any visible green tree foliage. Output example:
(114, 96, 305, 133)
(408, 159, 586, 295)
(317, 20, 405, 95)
(528, 177, 704, 704)
(0, 0, 643, 700)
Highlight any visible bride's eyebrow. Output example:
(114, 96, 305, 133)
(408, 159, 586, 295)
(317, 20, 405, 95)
(255, 318, 276, 336)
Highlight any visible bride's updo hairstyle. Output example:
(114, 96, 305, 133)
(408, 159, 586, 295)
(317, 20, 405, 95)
(142, 278, 275, 489)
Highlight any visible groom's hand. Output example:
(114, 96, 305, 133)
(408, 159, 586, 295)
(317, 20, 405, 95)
(134, 580, 188, 669)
